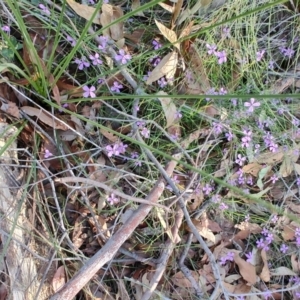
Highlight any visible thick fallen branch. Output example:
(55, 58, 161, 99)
(50, 154, 181, 300)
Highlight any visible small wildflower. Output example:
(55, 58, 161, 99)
(98, 78, 105, 84)
(98, 35, 108, 51)
(245, 251, 253, 263)
(241, 130, 252, 148)
(211, 194, 221, 203)
(219, 202, 228, 210)
(107, 193, 119, 205)
(222, 27, 231, 38)
(206, 44, 217, 55)
(105, 142, 127, 157)
(244, 98, 260, 113)
(212, 122, 223, 135)
(280, 244, 288, 254)
(256, 49, 265, 62)
(150, 56, 161, 66)
(140, 127, 150, 138)
(157, 77, 168, 88)
(268, 60, 275, 69)
(44, 149, 53, 159)
(219, 87, 227, 95)
(220, 252, 234, 265)
(202, 183, 213, 195)
(256, 238, 265, 249)
(38, 4, 50, 15)
(1, 25, 10, 32)
(270, 174, 278, 184)
(89, 53, 103, 65)
(215, 50, 227, 64)
(175, 111, 182, 119)
(74, 57, 90, 70)
(152, 40, 162, 50)
(83, 86, 96, 98)
(262, 228, 269, 236)
(110, 81, 123, 93)
(66, 35, 76, 47)
(235, 154, 246, 166)
(271, 215, 278, 223)
(266, 233, 274, 244)
(115, 49, 131, 65)
(225, 131, 234, 141)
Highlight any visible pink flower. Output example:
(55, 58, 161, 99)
(115, 49, 131, 64)
(215, 50, 227, 64)
(83, 86, 96, 98)
(244, 98, 260, 112)
(110, 81, 123, 93)
(44, 149, 53, 159)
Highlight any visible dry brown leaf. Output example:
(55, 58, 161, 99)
(287, 201, 300, 214)
(279, 156, 294, 177)
(270, 267, 296, 276)
(131, 0, 144, 16)
(233, 229, 251, 241)
(21, 106, 68, 130)
(146, 51, 178, 84)
(52, 266, 66, 292)
(259, 249, 270, 282)
(1, 101, 20, 118)
(157, 2, 174, 13)
(254, 147, 287, 165)
(171, 271, 199, 288)
(233, 251, 257, 285)
(99, 124, 119, 143)
(48, 73, 61, 106)
(157, 91, 177, 128)
(172, 0, 184, 27)
(214, 158, 230, 177)
(291, 254, 300, 273)
(66, 0, 101, 24)
(242, 163, 263, 177)
(235, 222, 262, 234)
(282, 224, 296, 241)
(100, 4, 124, 41)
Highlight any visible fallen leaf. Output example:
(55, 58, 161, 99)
(171, 271, 199, 288)
(235, 222, 262, 234)
(146, 51, 178, 84)
(1, 101, 20, 118)
(100, 4, 124, 41)
(66, 0, 101, 24)
(157, 2, 174, 13)
(282, 224, 296, 241)
(172, 0, 184, 26)
(21, 106, 68, 130)
(52, 266, 66, 292)
(157, 91, 177, 128)
(131, 0, 144, 16)
(270, 267, 296, 276)
(287, 201, 300, 214)
(233, 252, 257, 285)
(259, 249, 270, 282)
(257, 165, 271, 190)
(279, 156, 294, 177)
(291, 254, 300, 273)
(242, 163, 263, 177)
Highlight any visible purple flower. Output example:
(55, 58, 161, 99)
(203, 183, 213, 195)
(245, 251, 253, 263)
(280, 47, 295, 58)
(266, 233, 274, 244)
(211, 194, 221, 203)
(44, 149, 53, 159)
(262, 227, 269, 236)
(89, 53, 103, 65)
(175, 111, 182, 119)
(241, 130, 252, 148)
(107, 193, 119, 205)
(225, 131, 234, 141)
(140, 127, 150, 138)
(219, 87, 227, 95)
(98, 35, 108, 51)
(280, 244, 288, 254)
(215, 50, 227, 64)
(212, 122, 223, 135)
(110, 81, 123, 93)
(150, 56, 161, 66)
(115, 49, 131, 64)
(296, 177, 300, 186)
(256, 50, 265, 62)
(105, 142, 127, 157)
(158, 77, 168, 88)
(66, 35, 76, 47)
(270, 175, 278, 183)
(206, 44, 217, 55)
(271, 215, 278, 223)
(256, 238, 265, 249)
(83, 86, 96, 98)
(74, 57, 90, 70)
(220, 252, 234, 265)
(219, 202, 228, 210)
(152, 40, 162, 50)
(244, 98, 260, 112)
(1, 25, 10, 33)
(268, 60, 275, 69)
(38, 4, 50, 16)
(235, 154, 246, 166)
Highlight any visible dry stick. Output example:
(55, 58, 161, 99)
(50, 155, 180, 300)
(140, 205, 195, 300)
(55, 177, 170, 210)
(139, 143, 228, 300)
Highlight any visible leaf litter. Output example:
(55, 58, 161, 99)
(1, 0, 300, 299)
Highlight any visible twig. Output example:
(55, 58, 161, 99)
(50, 156, 179, 300)
(55, 177, 170, 210)
(141, 204, 186, 300)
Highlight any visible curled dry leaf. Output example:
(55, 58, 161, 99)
(270, 267, 296, 276)
(242, 163, 263, 177)
(100, 4, 124, 41)
(259, 249, 270, 282)
(66, 0, 101, 24)
(52, 266, 66, 292)
(157, 91, 177, 128)
(171, 271, 199, 288)
(172, 0, 184, 26)
(1, 101, 20, 118)
(233, 251, 257, 285)
(235, 222, 262, 234)
(146, 51, 178, 84)
(21, 106, 68, 130)
(155, 19, 180, 50)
